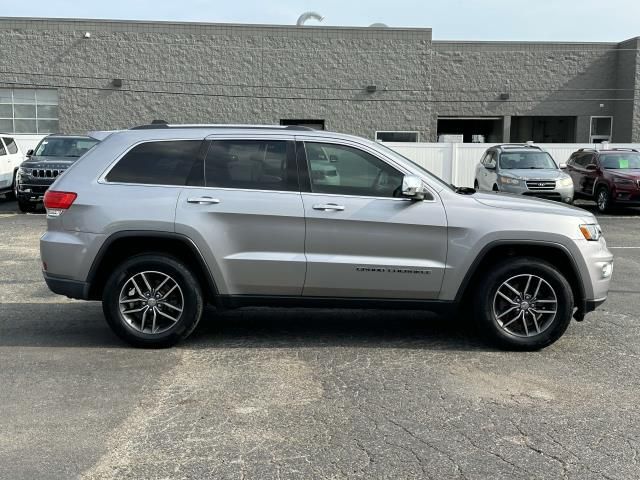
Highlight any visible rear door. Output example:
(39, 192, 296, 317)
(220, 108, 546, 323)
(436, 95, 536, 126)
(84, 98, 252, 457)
(297, 137, 448, 299)
(175, 134, 306, 296)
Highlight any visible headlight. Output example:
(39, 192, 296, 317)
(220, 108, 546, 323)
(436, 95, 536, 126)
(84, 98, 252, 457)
(579, 224, 602, 241)
(558, 177, 573, 187)
(498, 176, 520, 185)
(613, 177, 634, 186)
(18, 167, 32, 175)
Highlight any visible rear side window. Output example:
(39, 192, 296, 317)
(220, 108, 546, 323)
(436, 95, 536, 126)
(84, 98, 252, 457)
(106, 141, 204, 186)
(2, 137, 18, 154)
(0, 141, 5, 156)
(204, 140, 298, 191)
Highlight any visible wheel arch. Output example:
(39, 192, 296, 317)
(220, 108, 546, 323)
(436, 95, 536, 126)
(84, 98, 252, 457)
(455, 240, 586, 318)
(86, 231, 218, 303)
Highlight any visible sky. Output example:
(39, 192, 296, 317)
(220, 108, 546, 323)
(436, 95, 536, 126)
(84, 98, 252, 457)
(0, 0, 639, 42)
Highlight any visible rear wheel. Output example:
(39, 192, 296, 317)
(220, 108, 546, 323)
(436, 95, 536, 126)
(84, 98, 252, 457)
(474, 257, 574, 350)
(103, 254, 204, 348)
(596, 186, 611, 213)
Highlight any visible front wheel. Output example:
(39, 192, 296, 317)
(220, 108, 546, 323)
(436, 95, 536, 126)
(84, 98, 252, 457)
(474, 257, 574, 350)
(102, 254, 204, 348)
(596, 186, 611, 213)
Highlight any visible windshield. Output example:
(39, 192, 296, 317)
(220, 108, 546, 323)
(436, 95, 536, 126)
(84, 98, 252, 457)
(600, 153, 640, 169)
(34, 137, 99, 158)
(499, 151, 557, 170)
(374, 142, 454, 191)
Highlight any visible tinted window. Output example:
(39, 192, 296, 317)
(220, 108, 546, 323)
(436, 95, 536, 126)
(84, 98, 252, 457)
(0, 141, 6, 156)
(2, 137, 18, 154)
(34, 137, 99, 157)
(305, 142, 404, 198)
(107, 140, 204, 186)
(205, 140, 297, 191)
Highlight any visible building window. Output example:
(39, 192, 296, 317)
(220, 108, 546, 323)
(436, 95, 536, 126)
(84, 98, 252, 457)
(375, 131, 420, 142)
(590, 116, 613, 143)
(280, 119, 325, 130)
(0, 89, 59, 134)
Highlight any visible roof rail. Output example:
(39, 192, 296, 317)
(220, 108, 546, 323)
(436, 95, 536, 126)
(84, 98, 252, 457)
(498, 143, 542, 150)
(130, 123, 315, 131)
(577, 148, 597, 152)
(608, 147, 639, 153)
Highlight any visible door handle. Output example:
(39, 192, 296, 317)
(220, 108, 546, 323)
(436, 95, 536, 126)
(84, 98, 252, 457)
(313, 203, 345, 211)
(187, 196, 220, 205)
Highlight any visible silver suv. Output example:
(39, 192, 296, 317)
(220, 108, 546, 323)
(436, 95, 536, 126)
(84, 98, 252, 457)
(474, 144, 574, 203)
(40, 125, 613, 350)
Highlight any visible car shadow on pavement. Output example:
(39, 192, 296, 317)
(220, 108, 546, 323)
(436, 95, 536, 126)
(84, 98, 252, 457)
(0, 303, 489, 351)
(188, 306, 489, 351)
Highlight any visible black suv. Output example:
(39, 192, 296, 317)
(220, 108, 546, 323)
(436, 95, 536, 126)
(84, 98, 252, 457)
(15, 135, 99, 212)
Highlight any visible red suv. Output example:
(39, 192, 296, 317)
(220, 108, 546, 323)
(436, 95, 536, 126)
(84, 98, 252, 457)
(565, 148, 640, 212)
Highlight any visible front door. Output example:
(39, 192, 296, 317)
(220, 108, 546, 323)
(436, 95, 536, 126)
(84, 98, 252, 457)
(0, 139, 10, 189)
(298, 139, 448, 300)
(175, 135, 306, 296)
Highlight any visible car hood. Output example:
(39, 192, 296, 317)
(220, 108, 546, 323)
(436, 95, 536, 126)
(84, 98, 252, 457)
(607, 169, 640, 180)
(472, 191, 596, 220)
(500, 169, 566, 180)
(20, 156, 79, 169)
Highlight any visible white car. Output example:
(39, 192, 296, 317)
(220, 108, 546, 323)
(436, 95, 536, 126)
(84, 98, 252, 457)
(0, 135, 24, 198)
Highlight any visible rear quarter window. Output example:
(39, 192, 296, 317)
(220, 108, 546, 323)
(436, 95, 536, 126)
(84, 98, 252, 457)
(106, 140, 204, 186)
(2, 137, 18, 155)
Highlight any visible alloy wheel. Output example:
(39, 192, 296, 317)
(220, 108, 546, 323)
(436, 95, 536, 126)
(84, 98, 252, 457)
(118, 271, 184, 334)
(597, 190, 608, 212)
(492, 274, 558, 337)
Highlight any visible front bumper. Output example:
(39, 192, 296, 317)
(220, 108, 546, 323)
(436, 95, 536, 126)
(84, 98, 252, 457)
(500, 184, 574, 203)
(16, 175, 55, 203)
(573, 236, 614, 318)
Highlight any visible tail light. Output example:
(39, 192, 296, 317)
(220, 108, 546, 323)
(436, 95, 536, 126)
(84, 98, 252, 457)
(43, 191, 77, 217)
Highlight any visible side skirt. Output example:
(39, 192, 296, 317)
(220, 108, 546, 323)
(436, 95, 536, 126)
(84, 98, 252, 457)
(215, 295, 457, 314)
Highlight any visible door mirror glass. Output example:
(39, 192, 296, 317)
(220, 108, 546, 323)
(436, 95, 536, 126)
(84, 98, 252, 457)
(402, 175, 429, 200)
(26, 149, 34, 156)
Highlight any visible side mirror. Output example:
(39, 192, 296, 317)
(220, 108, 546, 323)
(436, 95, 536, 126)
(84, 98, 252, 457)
(402, 175, 429, 200)
(586, 164, 598, 171)
(485, 163, 496, 170)
(26, 149, 34, 156)
(559, 163, 567, 170)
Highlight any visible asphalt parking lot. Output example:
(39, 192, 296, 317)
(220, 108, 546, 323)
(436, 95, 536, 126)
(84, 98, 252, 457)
(0, 198, 639, 480)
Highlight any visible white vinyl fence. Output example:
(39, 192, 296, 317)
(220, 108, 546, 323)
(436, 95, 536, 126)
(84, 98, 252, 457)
(385, 142, 640, 188)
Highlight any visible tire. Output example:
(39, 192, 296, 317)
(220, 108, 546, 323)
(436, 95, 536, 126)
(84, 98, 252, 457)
(17, 198, 35, 213)
(102, 254, 204, 348)
(492, 184, 499, 192)
(474, 257, 574, 351)
(596, 186, 611, 213)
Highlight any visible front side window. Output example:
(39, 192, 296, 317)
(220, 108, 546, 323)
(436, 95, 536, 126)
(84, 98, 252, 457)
(305, 142, 404, 198)
(499, 151, 557, 170)
(600, 153, 640, 170)
(205, 140, 297, 191)
(2, 137, 18, 154)
(106, 140, 203, 186)
(34, 137, 99, 158)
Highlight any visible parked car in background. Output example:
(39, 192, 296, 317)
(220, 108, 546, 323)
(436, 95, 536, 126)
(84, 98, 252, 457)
(15, 134, 99, 212)
(474, 144, 574, 203)
(565, 148, 640, 213)
(40, 124, 612, 351)
(0, 135, 24, 199)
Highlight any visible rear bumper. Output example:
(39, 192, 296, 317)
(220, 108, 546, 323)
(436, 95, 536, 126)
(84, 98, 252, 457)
(43, 272, 90, 300)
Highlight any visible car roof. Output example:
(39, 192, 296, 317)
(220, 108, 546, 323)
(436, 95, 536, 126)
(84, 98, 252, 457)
(41, 134, 100, 140)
